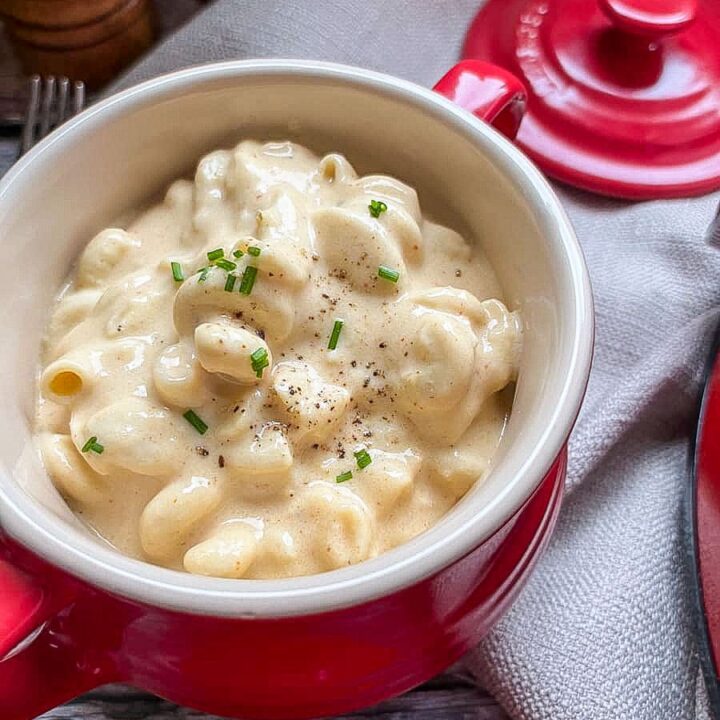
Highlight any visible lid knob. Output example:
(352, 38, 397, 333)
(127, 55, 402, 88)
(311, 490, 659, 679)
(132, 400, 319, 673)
(599, 0, 697, 38)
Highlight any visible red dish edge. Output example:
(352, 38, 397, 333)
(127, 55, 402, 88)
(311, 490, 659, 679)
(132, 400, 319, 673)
(688, 316, 720, 719)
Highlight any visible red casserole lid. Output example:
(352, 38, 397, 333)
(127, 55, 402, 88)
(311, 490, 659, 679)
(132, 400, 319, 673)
(463, 0, 720, 199)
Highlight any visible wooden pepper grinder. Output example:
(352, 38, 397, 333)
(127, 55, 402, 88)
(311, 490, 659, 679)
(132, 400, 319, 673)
(0, 0, 156, 89)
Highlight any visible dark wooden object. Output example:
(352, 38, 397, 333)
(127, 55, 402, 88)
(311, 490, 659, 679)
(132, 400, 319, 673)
(0, 0, 155, 88)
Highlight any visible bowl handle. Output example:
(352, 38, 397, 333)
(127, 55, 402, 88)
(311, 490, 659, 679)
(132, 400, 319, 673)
(433, 59, 527, 140)
(0, 551, 103, 718)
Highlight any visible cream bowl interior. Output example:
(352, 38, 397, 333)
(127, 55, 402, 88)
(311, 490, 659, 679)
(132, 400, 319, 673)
(0, 61, 592, 617)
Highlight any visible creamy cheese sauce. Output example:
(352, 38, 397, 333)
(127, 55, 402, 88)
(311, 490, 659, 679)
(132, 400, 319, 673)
(34, 140, 521, 579)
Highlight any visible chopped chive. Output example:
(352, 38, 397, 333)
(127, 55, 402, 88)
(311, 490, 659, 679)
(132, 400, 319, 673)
(183, 409, 208, 435)
(369, 199, 388, 218)
(328, 319, 344, 350)
(354, 449, 372, 470)
(81, 436, 104, 455)
(247, 246, 261, 257)
(238, 265, 258, 295)
(224, 274, 237, 292)
(170, 261, 184, 282)
(207, 248, 224, 262)
(233, 249, 244, 258)
(197, 266, 210, 283)
(250, 347, 269, 378)
(378, 265, 400, 283)
(336, 470, 353, 484)
(214, 258, 237, 272)
(250, 347, 268, 364)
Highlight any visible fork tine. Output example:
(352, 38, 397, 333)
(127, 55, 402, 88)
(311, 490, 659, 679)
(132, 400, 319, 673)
(56, 77, 69, 126)
(21, 76, 86, 157)
(38, 76, 56, 140)
(21, 75, 41, 155)
(72, 81, 85, 116)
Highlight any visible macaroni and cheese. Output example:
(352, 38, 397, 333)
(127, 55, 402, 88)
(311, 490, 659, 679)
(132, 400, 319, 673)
(34, 140, 521, 579)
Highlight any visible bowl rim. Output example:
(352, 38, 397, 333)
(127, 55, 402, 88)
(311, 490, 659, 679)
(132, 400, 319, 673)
(0, 59, 594, 618)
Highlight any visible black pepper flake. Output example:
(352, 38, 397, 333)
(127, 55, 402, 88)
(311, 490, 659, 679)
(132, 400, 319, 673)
(379, 342, 387, 349)
(256, 328, 266, 340)
(351, 360, 357, 368)
(195, 446, 209, 457)
(218, 455, 225, 468)
(455, 269, 462, 277)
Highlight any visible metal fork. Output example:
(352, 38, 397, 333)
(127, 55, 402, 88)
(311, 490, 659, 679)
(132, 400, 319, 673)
(21, 75, 85, 156)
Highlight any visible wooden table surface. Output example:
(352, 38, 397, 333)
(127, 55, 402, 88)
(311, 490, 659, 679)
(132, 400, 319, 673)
(0, 2, 510, 718)
(37, 672, 509, 720)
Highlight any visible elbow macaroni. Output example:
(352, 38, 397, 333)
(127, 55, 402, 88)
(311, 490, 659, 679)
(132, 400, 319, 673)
(194, 322, 272, 385)
(140, 475, 222, 561)
(183, 522, 259, 578)
(76, 229, 141, 288)
(153, 342, 209, 408)
(34, 140, 521, 579)
(41, 348, 94, 404)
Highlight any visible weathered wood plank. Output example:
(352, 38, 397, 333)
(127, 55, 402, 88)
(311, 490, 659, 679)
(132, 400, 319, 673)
(39, 679, 509, 720)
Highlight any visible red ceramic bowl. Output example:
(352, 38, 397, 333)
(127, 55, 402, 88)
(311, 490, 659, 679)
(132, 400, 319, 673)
(0, 60, 593, 719)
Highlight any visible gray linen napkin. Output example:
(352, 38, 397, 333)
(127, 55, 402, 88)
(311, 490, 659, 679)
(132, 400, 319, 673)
(109, 2, 720, 718)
